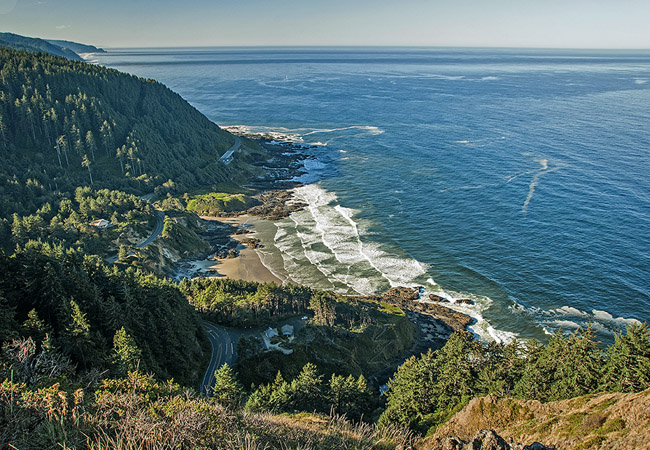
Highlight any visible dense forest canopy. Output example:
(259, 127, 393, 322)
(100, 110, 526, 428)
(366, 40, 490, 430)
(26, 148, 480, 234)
(0, 47, 268, 250)
(0, 48, 253, 237)
(0, 242, 208, 385)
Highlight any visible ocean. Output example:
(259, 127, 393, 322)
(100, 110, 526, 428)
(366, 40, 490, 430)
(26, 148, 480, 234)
(93, 47, 650, 343)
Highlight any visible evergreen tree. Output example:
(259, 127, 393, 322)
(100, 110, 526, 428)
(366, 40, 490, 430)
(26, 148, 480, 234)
(118, 244, 129, 262)
(328, 373, 372, 420)
(514, 327, 602, 402)
(112, 326, 142, 375)
(81, 154, 92, 185)
(0, 293, 18, 343)
(21, 308, 49, 343)
(67, 299, 90, 338)
(211, 363, 244, 408)
(378, 350, 438, 429)
(601, 322, 650, 393)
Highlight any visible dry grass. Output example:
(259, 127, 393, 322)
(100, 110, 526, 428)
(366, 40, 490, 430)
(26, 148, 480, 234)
(1, 370, 413, 450)
(420, 389, 650, 450)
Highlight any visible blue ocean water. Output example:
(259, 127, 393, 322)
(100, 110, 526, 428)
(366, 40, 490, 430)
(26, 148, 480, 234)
(93, 48, 650, 342)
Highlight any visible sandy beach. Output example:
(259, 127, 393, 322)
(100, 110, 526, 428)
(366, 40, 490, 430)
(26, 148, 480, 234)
(198, 215, 282, 285)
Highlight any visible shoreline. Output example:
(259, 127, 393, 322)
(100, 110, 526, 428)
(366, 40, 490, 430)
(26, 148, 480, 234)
(188, 215, 283, 285)
(170, 135, 311, 285)
(204, 215, 283, 285)
(174, 132, 480, 341)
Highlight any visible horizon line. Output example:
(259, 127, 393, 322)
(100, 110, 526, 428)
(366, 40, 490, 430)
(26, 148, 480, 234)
(97, 44, 650, 52)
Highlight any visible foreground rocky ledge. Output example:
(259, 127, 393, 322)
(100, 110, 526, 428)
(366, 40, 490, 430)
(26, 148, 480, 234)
(420, 389, 650, 450)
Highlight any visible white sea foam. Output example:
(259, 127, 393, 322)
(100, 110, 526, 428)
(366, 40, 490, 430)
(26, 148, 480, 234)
(302, 125, 385, 137)
(591, 309, 641, 326)
(440, 185, 486, 192)
(270, 183, 519, 344)
(272, 184, 429, 295)
(224, 124, 383, 146)
(454, 136, 506, 146)
(303, 159, 327, 171)
(525, 304, 640, 337)
(551, 319, 582, 329)
(522, 157, 563, 214)
(421, 287, 517, 344)
(554, 305, 589, 317)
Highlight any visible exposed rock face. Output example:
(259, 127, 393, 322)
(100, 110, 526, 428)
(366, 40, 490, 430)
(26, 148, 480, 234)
(379, 286, 473, 333)
(519, 444, 555, 450)
(455, 298, 474, 305)
(247, 189, 306, 220)
(429, 293, 450, 303)
(214, 247, 239, 259)
(421, 390, 650, 450)
(429, 429, 552, 450)
(383, 286, 421, 301)
(408, 301, 472, 333)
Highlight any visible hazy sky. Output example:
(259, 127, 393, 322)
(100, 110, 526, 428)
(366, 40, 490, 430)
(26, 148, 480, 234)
(1, 0, 649, 49)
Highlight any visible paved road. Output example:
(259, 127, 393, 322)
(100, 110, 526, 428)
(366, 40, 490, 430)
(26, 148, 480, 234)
(200, 316, 309, 395)
(105, 210, 165, 264)
(219, 135, 241, 165)
(201, 321, 241, 395)
(138, 210, 165, 247)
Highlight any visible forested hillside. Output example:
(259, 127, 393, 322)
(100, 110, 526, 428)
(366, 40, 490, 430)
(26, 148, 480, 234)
(0, 242, 208, 385)
(0, 47, 265, 248)
(378, 325, 650, 434)
(0, 32, 82, 60)
(45, 38, 106, 54)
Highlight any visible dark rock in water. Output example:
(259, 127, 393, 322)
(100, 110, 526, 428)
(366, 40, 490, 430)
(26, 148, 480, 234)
(429, 293, 449, 303)
(378, 291, 472, 333)
(247, 189, 306, 220)
(382, 286, 420, 301)
(412, 303, 472, 333)
(241, 237, 263, 249)
(455, 298, 474, 305)
(234, 228, 251, 235)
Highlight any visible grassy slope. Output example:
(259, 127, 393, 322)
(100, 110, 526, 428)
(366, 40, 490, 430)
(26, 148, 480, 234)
(1, 372, 413, 450)
(186, 192, 258, 215)
(421, 389, 650, 450)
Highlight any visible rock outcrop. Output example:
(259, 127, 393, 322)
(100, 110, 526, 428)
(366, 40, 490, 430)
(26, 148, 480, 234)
(420, 390, 650, 450)
(247, 189, 306, 220)
(429, 293, 449, 302)
(383, 286, 421, 301)
(429, 429, 554, 450)
(241, 237, 263, 249)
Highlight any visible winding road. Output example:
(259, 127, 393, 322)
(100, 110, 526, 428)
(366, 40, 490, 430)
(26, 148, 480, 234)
(201, 321, 242, 394)
(137, 210, 165, 247)
(200, 317, 309, 395)
(105, 209, 165, 264)
(219, 135, 241, 165)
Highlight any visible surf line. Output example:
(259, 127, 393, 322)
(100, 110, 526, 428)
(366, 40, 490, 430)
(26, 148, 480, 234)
(521, 158, 562, 214)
